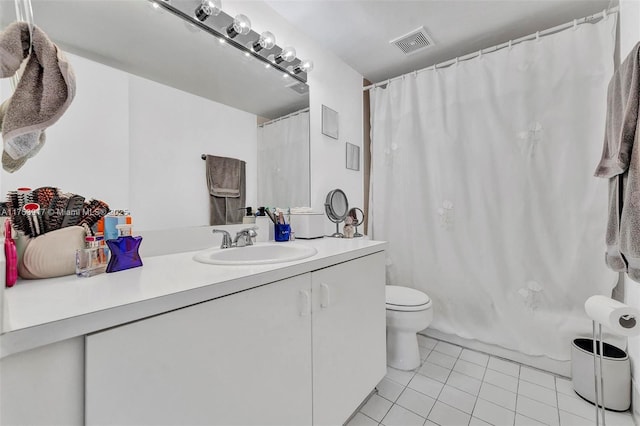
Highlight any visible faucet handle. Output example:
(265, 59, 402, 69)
(212, 229, 233, 249)
(235, 227, 258, 247)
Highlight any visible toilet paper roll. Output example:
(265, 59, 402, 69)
(585, 295, 640, 337)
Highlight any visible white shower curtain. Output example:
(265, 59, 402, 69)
(257, 110, 310, 208)
(369, 16, 618, 360)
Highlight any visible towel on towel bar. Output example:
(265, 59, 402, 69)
(0, 22, 76, 172)
(594, 42, 640, 281)
(205, 155, 246, 225)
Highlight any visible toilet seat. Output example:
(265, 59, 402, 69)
(386, 285, 431, 312)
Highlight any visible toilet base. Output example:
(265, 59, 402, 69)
(386, 329, 421, 371)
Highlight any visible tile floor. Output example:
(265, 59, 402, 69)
(347, 336, 635, 426)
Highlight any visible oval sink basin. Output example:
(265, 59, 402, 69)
(194, 242, 318, 265)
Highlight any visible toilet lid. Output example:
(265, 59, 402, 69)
(386, 285, 430, 309)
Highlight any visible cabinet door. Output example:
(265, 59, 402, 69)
(86, 274, 313, 426)
(311, 252, 387, 425)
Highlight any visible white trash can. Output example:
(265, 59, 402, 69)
(571, 338, 630, 411)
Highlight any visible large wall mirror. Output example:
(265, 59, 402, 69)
(0, 0, 310, 231)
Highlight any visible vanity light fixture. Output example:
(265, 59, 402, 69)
(148, 0, 311, 83)
(253, 31, 276, 52)
(227, 14, 251, 38)
(275, 46, 296, 64)
(194, 0, 221, 22)
(294, 60, 314, 74)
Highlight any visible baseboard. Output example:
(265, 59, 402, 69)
(421, 329, 571, 377)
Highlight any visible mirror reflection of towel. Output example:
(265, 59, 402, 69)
(205, 155, 246, 225)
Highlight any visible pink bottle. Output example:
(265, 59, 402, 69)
(5, 220, 17, 287)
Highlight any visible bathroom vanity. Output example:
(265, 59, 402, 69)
(0, 237, 386, 426)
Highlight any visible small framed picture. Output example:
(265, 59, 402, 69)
(322, 105, 339, 139)
(346, 142, 360, 171)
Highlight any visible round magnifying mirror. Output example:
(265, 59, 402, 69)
(325, 189, 349, 237)
(347, 207, 365, 237)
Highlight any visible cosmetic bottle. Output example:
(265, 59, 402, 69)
(4, 220, 17, 287)
(105, 224, 143, 273)
(241, 207, 256, 224)
(75, 235, 107, 277)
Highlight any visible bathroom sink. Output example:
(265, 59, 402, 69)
(193, 242, 318, 265)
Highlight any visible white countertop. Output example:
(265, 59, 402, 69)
(1, 238, 386, 357)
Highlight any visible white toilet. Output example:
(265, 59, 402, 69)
(385, 285, 433, 371)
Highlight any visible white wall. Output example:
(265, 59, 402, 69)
(223, 1, 365, 234)
(1, 53, 258, 231)
(619, 0, 640, 420)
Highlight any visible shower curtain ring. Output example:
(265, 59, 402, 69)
(508, 40, 512, 50)
(536, 31, 540, 41)
(573, 19, 578, 30)
(602, 9, 608, 20)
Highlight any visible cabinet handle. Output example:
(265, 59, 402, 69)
(299, 290, 311, 316)
(320, 283, 330, 308)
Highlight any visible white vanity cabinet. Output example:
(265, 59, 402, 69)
(85, 273, 313, 426)
(311, 252, 386, 425)
(84, 251, 386, 426)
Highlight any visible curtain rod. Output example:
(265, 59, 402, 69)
(363, 6, 619, 92)
(258, 107, 310, 127)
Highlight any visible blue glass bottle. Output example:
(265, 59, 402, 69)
(106, 224, 143, 273)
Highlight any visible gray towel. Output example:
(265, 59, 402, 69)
(206, 154, 242, 197)
(594, 43, 640, 178)
(205, 155, 246, 225)
(0, 22, 76, 170)
(0, 99, 46, 172)
(595, 42, 640, 281)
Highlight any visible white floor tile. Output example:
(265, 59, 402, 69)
(559, 409, 596, 426)
(434, 341, 463, 358)
(478, 381, 517, 411)
(488, 356, 520, 377)
(473, 398, 516, 426)
(360, 394, 393, 422)
(419, 345, 432, 361)
(438, 384, 477, 414)
(515, 413, 547, 426)
(517, 394, 560, 426)
(377, 377, 405, 402)
(385, 366, 415, 387)
(606, 410, 635, 426)
(408, 373, 445, 399)
(469, 417, 493, 426)
(418, 361, 452, 383)
(396, 387, 436, 418)
(447, 370, 483, 396)
(483, 368, 519, 393)
(453, 359, 486, 380)
(428, 401, 472, 426)
(557, 393, 596, 421)
(555, 377, 575, 397)
(418, 334, 438, 349)
(381, 404, 426, 426)
(518, 379, 558, 407)
(520, 366, 556, 390)
(460, 349, 490, 367)
(347, 412, 379, 426)
(427, 350, 458, 370)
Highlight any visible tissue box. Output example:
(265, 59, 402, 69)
(289, 213, 325, 239)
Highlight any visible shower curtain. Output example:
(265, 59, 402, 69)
(257, 110, 310, 208)
(369, 16, 618, 360)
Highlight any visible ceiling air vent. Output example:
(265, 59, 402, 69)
(390, 26, 435, 55)
(287, 82, 309, 96)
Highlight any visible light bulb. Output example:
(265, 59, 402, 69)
(252, 31, 276, 52)
(275, 46, 296, 64)
(227, 14, 251, 38)
(294, 59, 314, 74)
(194, 0, 221, 22)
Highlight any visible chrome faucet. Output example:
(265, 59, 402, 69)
(234, 227, 258, 247)
(212, 229, 233, 249)
(212, 227, 258, 249)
